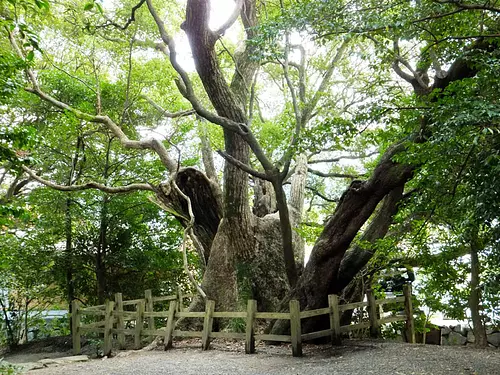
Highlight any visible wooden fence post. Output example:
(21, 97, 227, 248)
(289, 300, 302, 357)
(115, 293, 125, 349)
(202, 300, 215, 350)
(103, 300, 115, 357)
(328, 294, 342, 345)
(177, 286, 183, 312)
(145, 289, 154, 341)
(245, 299, 257, 354)
(134, 301, 144, 350)
(164, 300, 177, 350)
(403, 283, 415, 344)
(367, 289, 380, 338)
(71, 300, 81, 355)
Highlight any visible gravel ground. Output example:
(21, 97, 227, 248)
(26, 340, 500, 375)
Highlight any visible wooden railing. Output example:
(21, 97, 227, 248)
(72, 284, 415, 357)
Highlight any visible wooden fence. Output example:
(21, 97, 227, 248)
(72, 284, 415, 357)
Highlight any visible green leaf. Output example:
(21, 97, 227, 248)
(84, 2, 94, 11)
(26, 50, 35, 62)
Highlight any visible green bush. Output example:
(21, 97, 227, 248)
(0, 359, 21, 375)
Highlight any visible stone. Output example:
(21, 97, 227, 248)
(487, 332, 500, 347)
(38, 355, 89, 366)
(453, 325, 468, 335)
(18, 362, 45, 371)
(447, 331, 467, 345)
(441, 326, 452, 335)
(467, 330, 475, 343)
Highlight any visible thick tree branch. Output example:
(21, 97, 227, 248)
(23, 166, 153, 193)
(214, 0, 244, 36)
(146, 0, 274, 173)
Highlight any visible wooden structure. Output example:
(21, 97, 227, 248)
(72, 284, 415, 357)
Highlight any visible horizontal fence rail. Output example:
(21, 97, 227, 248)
(72, 284, 415, 357)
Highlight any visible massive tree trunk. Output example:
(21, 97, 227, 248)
(294, 143, 413, 314)
(271, 149, 412, 334)
(335, 184, 404, 293)
(182, 0, 255, 310)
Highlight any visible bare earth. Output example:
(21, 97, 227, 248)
(21, 340, 500, 375)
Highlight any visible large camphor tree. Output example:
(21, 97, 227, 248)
(2, 0, 500, 335)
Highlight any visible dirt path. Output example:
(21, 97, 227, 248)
(24, 341, 500, 375)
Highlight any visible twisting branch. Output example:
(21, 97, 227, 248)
(142, 95, 196, 118)
(305, 185, 339, 203)
(217, 150, 270, 180)
(301, 39, 349, 124)
(280, 39, 350, 179)
(8, 32, 178, 173)
(23, 166, 153, 193)
(170, 177, 207, 299)
(308, 151, 378, 164)
(308, 167, 362, 179)
(280, 38, 301, 126)
(214, 0, 244, 36)
(290, 44, 307, 104)
(393, 39, 428, 89)
(96, 0, 147, 30)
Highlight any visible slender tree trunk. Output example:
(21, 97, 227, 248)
(23, 298, 29, 344)
(65, 197, 75, 320)
(96, 139, 111, 304)
(469, 227, 488, 347)
(0, 297, 15, 347)
(65, 135, 83, 314)
(96, 199, 108, 304)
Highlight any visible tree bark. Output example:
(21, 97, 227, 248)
(156, 168, 222, 264)
(289, 154, 308, 268)
(65, 196, 75, 325)
(296, 143, 413, 309)
(96, 194, 109, 305)
(335, 184, 404, 293)
(469, 227, 488, 347)
(182, 0, 257, 309)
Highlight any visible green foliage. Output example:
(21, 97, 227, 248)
(0, 359, 21, 375)
(0, 51, 25, 101)
(225, 318, 246, 333)
(33, 315, 71, 338)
